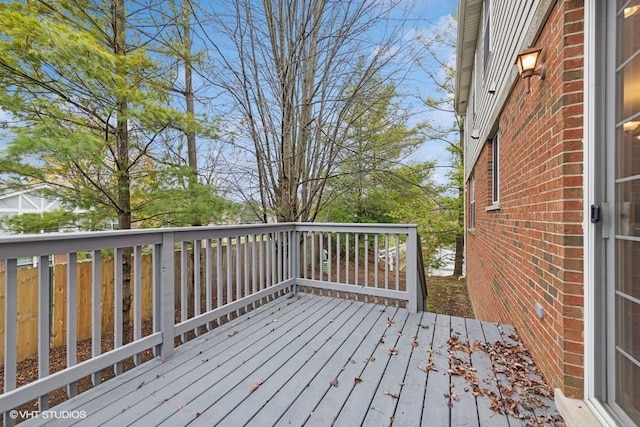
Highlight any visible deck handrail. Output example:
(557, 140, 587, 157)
(0, 222, 424, 423)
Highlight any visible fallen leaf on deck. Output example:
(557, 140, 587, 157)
(386, 317, 394, 327)
(354, 377, 363, 384)
(389, 348, 399, 356)
(411, 340, 419, 348)
(250, 379, 264, 393)
(384, 390, 399, 399)
(178, 403, 186, 410)
(330, 378, 339, 387)
(228, 330, 239, 337)
(137, 381, 145, 389)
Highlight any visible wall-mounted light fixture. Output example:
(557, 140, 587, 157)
(623, 120, 640, 141)
(515, 47, 546, 93)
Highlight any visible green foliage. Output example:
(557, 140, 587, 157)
(0, 0, 225, 230)
(0, 210, 77, 234)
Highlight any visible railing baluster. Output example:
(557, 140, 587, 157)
(252, 234, 258, 306)
(311, 232, 315, 281)
(235, 235, 241, 316)
(327, 233, 332, 286)
(277, 232, 283, 285)
(114, 247, 123, 375)
(38, 255, 51, 410)
(384, 235, 389, 306)
(303, 231, 308, 280)
(205, 239, 212, 330)
(374, 235, 379, 299)
(133, 246, 142, 366)
(244, 234, 249, 304)
(67, 253, 78, 397)
(345, 234, 350, 287)
(91, 250, 101, 386)
(153, 243, 162, 357)
(271, 233, 277, 291)
(258, 234, 264, 297)
(364, 234, 369, 303)
(395, 234, 400, 306)
(319, 233, 324, 288)
(336, 233, 341, 287)
(194, 239, 201, 336)
(355, 234, 359, 289)
(216, 237, 223, 324)
(4, 258, 17, 427)
(180, 241, 188, 343)
(226, 237, 233, 320)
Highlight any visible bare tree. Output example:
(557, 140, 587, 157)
(197, 0, 415, 222)
(413, 15, 465, 276)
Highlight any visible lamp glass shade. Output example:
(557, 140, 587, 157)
(623, 121, 640, 133)
(515, 47, 542, 75)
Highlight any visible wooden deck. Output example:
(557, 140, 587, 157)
(23, 293, 563, 426)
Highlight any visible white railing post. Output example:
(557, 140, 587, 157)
(406, 226, 418, 313)
(160, 232, 175, 360)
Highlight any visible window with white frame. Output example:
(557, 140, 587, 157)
(491, 133, 499, 204)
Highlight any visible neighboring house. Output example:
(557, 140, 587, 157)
(456, 1, 638, 426)
(0, 185, 65, 235)
(0, 186, 77, 270)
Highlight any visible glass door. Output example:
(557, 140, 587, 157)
(610, 0, 640, 424)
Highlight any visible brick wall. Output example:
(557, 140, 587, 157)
(466, 0, 585, 398)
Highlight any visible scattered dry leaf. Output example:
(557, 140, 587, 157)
(228, 330, 239, 337)
(330, 378, 339, 387)
(250, 379, 264, 393)
(411, 340, 419, 348)
(389, 348, 399, 356)
(137, 381, 145, 390)
(354, 377, 363, 384)
(386, 317, 394, 327)
(384, 390, 399, 399)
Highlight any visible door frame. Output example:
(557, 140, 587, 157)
(585, 1, 640, 425)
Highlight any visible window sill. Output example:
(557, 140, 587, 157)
(485, 203, 500, 212)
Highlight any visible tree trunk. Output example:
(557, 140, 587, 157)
(114, 0, 133, 329)
(183, 0, 200, 226)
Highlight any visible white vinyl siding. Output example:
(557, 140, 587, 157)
(462, 0, 555, 180)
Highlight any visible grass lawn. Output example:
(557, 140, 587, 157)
(426, 275, 475, 318)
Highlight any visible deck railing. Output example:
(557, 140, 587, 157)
(0, 222, 425, 423)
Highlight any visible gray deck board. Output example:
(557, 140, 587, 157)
(275, 305, 399, 426)
(422, 314, 452, 426)
(241, 302, 385, 426)
(18, 294, 564, 427)
(123, 296, 345, 426)
(465, 318, 509, 427)
(71, 293, 328, 426)
(330, 310, 410, 427)
(189, 299, 366, 426)
(449, 316, 480, 427)
(360, 310, 424, 427)
(304, 308, 406, 426)
(393, 311, 436, 426)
